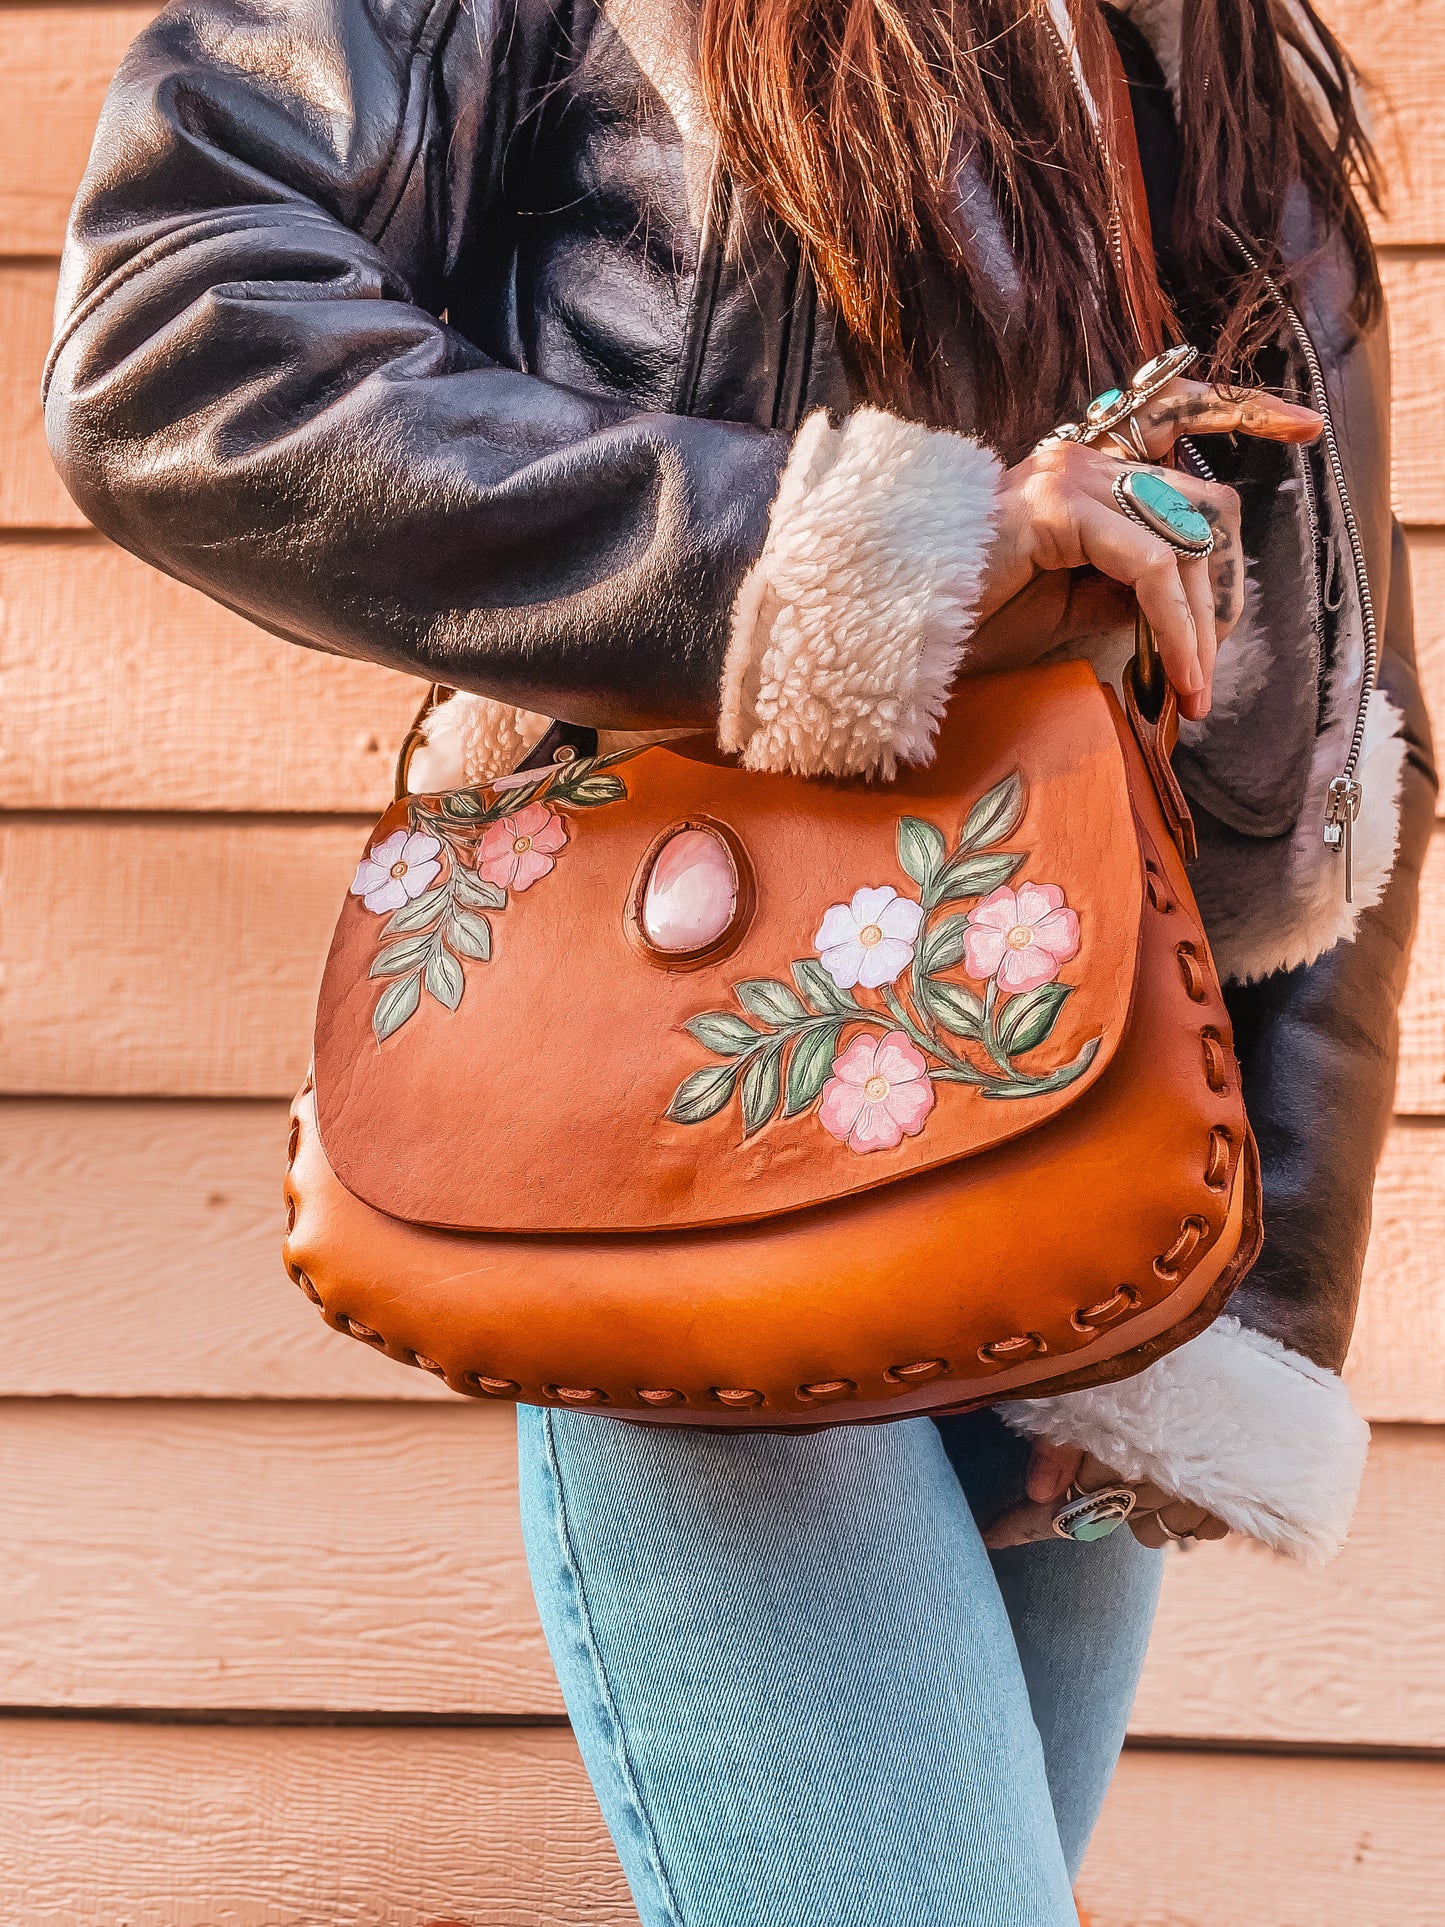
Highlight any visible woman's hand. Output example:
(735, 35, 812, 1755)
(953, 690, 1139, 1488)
(972, 379, 1322, 723)
(981, 1439, 1230, 1551)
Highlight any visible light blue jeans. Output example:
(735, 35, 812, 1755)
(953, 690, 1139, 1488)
(518, 1405, 1161, 1927)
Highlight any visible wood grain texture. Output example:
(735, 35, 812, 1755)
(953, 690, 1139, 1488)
(0, 817, 359, 1097)
(1081, 1750, 1445, 1927)
(0, 536, 428, 811)
(1, 1098, 1437, 1411)
(0, 267, 84, 530)
(1132, 1424, 1445, 1750)
(3, 1398, 1440, 1746)
(1394, 826, 1445, 1115)
(1382, 252, 1445, 525)
(0, 1720, 636, 1927)
(0, 1399, 566, 1716)
(0, 1099, 450, 1400)
(0, 6, 155, 257)
(1321, 0, 1445, 248)
(1350, 1120, 1445, 1422)
(3, 817, 1443, 1100)
(0, 1719, 1438, 1927)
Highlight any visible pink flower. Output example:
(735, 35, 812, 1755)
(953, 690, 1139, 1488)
(477, 802, 568, 891)
(349, 829, 442, 915)
(814, 886, 924, 990)
(818, 1031, 936, 1154)
(963, 882, 1080, 993)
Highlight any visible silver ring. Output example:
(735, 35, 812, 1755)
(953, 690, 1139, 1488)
(1112, 468, 1216, 557)
(1052, 1483, 1138, 1543)
(1128, 343, 1200, 413)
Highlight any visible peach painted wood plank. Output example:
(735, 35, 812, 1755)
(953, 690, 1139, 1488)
(1404, 526, 1444, 818)
(1394, 826, 1445, 1115)
(1, 1098, 1436, 1412)
(0, 6, 157, 257)
(1131, 1423, 1445, 1750)
(1081, 1750, 1445, 1927)
(1321, 0, 1445, 248)
(0, 817, 359, 1097)
(0, 1398, 567, 1715)
(1349, 1120, 1445, 1422)
(0, 266, 85, 530)
(3, 1400, 1441, 1744)
(0, 1098, 449, 1400)
(1383, 252, 1445, 526)
(0, 1720, 636, 1927)
(0, 535, 428, 811)
(3, 817, 1444, 1100)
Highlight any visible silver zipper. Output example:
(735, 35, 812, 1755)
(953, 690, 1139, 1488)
(1225, 230, 1377, 900)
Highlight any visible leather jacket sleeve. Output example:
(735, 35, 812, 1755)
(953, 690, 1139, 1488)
(42, 0, 790, 730)
(1223, 520, 1438, 1371)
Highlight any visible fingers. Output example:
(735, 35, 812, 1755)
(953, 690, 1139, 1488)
(981, 1497, 1063, 1550)
(1135, 377, 1322, 454)
(1025, 1440, 1084, 1504)
(1068, 497, 1209, 715)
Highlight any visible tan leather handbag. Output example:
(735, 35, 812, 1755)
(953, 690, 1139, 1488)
(284, 630, 1260, 1427)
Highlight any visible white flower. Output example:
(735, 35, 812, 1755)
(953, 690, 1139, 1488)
(350, 828, 442, 914)
(814, 885, 924, 990)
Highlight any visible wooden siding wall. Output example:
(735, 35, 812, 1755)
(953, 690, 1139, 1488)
(0, 3, 1441, 1920)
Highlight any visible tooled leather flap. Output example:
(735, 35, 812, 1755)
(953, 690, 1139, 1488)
(313, 664, 1143, 1233)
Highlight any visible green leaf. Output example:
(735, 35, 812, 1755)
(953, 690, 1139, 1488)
(740, 1036, 787, 1137)
(686, 1012, 762, 1057)
(382, 881, 451, 934)
(562, 773, 626, 807)
(933, 850, 1024, 904)
(440, 790, 485, 819)
(373, 970, 421, 1042)
(424, 942, 465, 1011)
(983, 1034, 1102, 1099)
(369, 932, 438, 979)
(666, 1060, 740, 1125)
(921, 913, 972, 975)
(783, 1022, 842, 1116)
(452, 868, 506, 911)
(792, 958, 857, 1016)
(996, 980, 1074, 1057)
(920, 977, 986, 1039)
(897, 816, 946, 893)
(958, 771, 1025, 852)
(446, 909, 492, 961)
(737, 979, 808, 1026)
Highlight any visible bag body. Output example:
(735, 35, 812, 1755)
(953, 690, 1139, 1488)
(284, 660, 1259, 1425)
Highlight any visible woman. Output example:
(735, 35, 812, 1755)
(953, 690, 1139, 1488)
(47, 0, 1434, 1918)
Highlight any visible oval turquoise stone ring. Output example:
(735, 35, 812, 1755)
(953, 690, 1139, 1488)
(1113, 469, 1215, 557)
(1051, 1485, 1138, 1543)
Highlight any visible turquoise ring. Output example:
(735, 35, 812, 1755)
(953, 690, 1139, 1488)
(1112, 469, 1215, 556)
(1052, 1484, 1138, 1543)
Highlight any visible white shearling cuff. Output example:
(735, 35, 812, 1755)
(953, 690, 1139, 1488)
(999, 1314, 1370, 1565)
(406, 694, 552, 794)
(719, 407, 1003, 780)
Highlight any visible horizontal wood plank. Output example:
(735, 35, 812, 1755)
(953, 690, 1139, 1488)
(3, 1400, 1441, 1747)
(1320, 0, 1445, 248)
(1382, 252, 1445, 525)
(1395, 826, 1445, 1115)
(0, 1720, 635, 1927)
(0, 536, 427, 812)
(0, 1099, 450, 1400)
(0, 267, 84, 530)
(0, 6, 155, 258)
(1131, 1423, 1445, 1750)
(1, 1099, 1436, 1412)
(1082, 1750, 1445, 1927)
(0, 1718, 1438, 1927)
(3, 818, 1443, 1101)
(0, 1399, 566, 1715)
(0, 817, 356, 1097)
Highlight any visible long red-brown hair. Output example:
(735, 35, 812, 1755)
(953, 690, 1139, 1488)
(697, 0, 1380, 451)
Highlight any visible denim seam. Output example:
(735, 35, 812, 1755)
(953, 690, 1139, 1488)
(540, 1408, 690, 1927)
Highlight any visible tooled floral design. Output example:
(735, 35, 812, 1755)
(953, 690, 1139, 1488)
(667, 771, 1101, 1152)
(350, 830, 443, 914)
(358, 753, 635, 1043)
(477, 803, 568, 892)
(818, 1032, 936, 1153)
(963, 882, 1081, 992)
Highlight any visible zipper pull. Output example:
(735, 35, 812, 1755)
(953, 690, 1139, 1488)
(1324, 775, 1363, 903)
